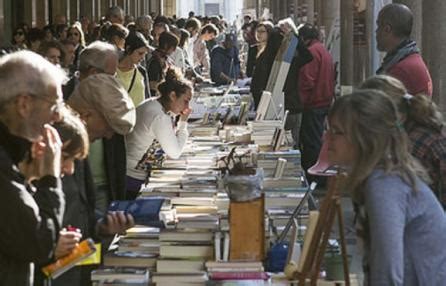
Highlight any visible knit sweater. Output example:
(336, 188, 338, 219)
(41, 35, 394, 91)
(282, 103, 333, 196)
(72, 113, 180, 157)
(355, 169, 446, 285)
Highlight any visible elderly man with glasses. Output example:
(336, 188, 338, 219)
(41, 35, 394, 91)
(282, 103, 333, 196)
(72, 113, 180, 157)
(0, 50, 66, 285)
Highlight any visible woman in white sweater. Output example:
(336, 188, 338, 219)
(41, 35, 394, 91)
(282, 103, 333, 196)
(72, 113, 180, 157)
(126, 68, 192, 199)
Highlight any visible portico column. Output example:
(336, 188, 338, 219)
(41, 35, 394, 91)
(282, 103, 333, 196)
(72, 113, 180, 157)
(422, 0, 446, 110)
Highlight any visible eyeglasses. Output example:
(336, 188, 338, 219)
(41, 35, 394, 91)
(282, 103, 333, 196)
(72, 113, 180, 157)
(31, 94, 65, 114)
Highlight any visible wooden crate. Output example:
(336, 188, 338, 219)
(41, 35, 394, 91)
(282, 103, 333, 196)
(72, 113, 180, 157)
(229, 195, 265, 261)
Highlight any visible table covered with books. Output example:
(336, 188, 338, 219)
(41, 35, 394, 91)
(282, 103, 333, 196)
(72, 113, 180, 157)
(89, 85, 353, 286)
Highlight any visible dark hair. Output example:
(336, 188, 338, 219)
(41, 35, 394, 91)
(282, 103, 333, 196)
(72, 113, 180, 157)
(179, 29, 190, 48)
(379, 3, 413, 38)
(298, 24, 320, 41)
(39, 40, 65, 60)
(201, 23, 218, 35)
(104, 23, 129, 42)
(12, 27, 27, 45)
(185, 17, 201, 32)
(124, 31, 149, 55)
(27, 28, 45, 43)
(43, 25, 55, 37)
(55, 24, 68, 38)
(158, 31, 179, 51)
(158, 68, 192, 107)
(176, 18, 187, 29)
(154, 15, 170, 25)
(53, 107, 89, 160)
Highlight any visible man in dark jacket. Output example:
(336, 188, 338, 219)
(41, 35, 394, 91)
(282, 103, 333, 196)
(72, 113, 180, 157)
(0, 50, 66, 285)
(210, 33, 240, 86)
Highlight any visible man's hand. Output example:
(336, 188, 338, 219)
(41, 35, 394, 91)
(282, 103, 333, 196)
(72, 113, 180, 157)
(19, 124, 62, 181)
(97, 211, 135, 236)
(54, 229, 82, 259)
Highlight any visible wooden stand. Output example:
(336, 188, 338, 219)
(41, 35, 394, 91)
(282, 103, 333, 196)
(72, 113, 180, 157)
(229, 195, 265, 261)
(293, 176, 350, 286)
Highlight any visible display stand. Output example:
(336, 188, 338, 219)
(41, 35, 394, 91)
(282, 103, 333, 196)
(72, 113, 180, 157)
(292, 175, 350, 286)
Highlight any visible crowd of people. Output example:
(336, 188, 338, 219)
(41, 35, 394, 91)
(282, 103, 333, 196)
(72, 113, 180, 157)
(0, 2, 445, 286)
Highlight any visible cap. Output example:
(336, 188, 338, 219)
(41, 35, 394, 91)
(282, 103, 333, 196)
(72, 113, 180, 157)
(68, 73, 136, 135)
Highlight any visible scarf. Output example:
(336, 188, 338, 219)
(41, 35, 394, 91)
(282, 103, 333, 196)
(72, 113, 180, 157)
(376, 39, 419, 74)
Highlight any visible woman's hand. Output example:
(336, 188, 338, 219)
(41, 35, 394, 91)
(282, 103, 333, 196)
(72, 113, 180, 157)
(180, 107, 192, 122)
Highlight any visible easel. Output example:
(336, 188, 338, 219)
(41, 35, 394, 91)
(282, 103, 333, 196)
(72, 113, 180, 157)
(293, 175, 350, 285)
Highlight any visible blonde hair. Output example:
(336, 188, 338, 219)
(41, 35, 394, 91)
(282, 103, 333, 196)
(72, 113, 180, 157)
(329, 89, 428, 202)
(361, 75, 444, 132)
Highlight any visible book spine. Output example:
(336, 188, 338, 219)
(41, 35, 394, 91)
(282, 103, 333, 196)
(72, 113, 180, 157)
(223, 232, 229, 261)
(214, 231, 222, 261)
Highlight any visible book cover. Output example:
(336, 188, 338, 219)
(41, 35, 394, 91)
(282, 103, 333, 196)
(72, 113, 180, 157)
(107, 197, 165, 227)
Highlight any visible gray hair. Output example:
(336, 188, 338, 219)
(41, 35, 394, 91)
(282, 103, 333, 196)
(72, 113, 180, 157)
(0, 50, 66, 106)
(106, 5, 124, 20)
(136, 15, 153, 29)
(78, 41, 118, 74)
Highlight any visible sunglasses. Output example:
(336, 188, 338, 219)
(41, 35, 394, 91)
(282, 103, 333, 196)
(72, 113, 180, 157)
(15, 31, 24, 36)
(68, 32, 79, 36)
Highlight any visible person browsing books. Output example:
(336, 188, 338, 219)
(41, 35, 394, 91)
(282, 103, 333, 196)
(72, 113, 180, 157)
(0, 50, 65, 285)
(360, 75, 446, 209)
(327, 89, 446, 285)
(126, 68, 192, 199)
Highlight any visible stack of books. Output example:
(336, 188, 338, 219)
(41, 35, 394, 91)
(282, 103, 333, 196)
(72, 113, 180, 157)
(206, 261, 270, 284)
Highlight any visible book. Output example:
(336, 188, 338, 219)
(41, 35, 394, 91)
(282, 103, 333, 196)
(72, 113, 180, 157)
(151, 272, 208, 284)
(103, 252, 157, 268)
(170, 197, 215, 206)
(206, 261, 264, 274)
(42, 238, 96, 279)
(107, 197, 164, 227)
(156, 259, 205, 273)
(159, 230, 214, 242)
(159, 244, 214, 259)
(90, 267, 149, 282)
(209, 271, 270, 280)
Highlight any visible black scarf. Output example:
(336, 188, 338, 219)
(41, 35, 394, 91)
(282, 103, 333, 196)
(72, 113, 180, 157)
(376, 39, 419, 74)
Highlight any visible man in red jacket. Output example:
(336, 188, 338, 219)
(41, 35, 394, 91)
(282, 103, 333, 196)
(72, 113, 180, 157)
(298, 24, 335, 184)
(376, 3, 432, 96)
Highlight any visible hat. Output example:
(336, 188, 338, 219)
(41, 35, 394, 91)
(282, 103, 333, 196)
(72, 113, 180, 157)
(125, 31, 150, 54)
(68, 73, 136, 135)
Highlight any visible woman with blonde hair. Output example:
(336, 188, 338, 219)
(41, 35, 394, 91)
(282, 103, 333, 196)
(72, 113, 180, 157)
(67, 22, 86, 70)
(361, 74, 446, 208)
(327, 89, 446, 285)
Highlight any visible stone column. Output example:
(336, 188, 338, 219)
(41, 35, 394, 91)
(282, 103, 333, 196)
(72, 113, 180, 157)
(422, 0, 446, 110)
(320, 0, 339, 44)
(306, 0, 314, 24)
(340, 0, 353, 86)
(393, 0, 422, 51)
